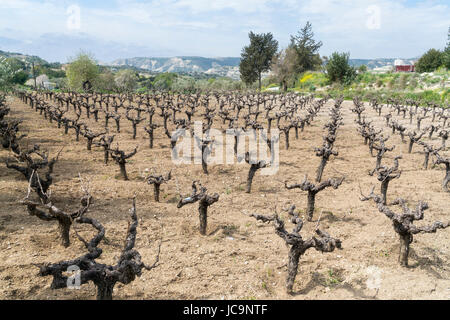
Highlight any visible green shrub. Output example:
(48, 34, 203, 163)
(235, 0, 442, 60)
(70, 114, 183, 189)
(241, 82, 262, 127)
(376, 79, 383, 88)
(325, 52, 356, 85)
(416, 49, 444, 73)
(387, 79, 395, 90)
(398, 74, 408, 90)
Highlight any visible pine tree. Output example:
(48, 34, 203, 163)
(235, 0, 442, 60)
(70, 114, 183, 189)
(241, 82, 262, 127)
(444, 27, 450, 69)
(290, 21, 323, 74)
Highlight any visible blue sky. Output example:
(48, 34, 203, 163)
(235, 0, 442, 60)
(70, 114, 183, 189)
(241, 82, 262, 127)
(0, 0, 448, 62)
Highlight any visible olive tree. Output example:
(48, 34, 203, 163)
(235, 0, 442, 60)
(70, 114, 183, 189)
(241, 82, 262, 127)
(66, 52, 99, 92)
(239, 32, 279, 90)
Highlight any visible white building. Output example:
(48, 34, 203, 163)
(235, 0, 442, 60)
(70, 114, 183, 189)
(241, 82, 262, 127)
(371, 66, 394, 73)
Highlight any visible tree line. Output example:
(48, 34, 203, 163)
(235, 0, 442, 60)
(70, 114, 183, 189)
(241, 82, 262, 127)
(1, 25, 448, 93)
(239, 23, 450, 91)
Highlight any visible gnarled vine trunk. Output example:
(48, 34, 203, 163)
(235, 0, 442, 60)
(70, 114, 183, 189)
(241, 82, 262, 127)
(286, 246, 303, 293)
(198, 202, 208, 235)
(306, 192, 316, 221)
(399, 233, 412, 267)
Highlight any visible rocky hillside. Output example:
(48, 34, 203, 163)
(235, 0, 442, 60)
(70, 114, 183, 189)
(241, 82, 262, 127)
(1, 47, 418, 80)
(110, 56, 419, 79)
(0, 50, 47, 64)
(110, 56, 241, 79)
(348, 58, 417, 69)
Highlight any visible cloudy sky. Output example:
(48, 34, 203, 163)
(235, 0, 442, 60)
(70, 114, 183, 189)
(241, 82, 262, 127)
(0, 0, 448, 63)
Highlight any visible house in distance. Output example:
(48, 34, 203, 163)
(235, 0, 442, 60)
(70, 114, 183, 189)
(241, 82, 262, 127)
(394, 59, 415, 72)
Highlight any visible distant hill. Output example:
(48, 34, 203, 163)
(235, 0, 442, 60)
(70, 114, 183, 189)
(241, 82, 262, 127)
(109, 56, 241, 79)
(348, 58, 417, 69)
(0, 49, 47, 65)
(1, 48, 419, 79)
(109, 56, 419, 79)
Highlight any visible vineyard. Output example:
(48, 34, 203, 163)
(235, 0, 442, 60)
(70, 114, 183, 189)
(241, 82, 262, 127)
(0, 90, 449, 300)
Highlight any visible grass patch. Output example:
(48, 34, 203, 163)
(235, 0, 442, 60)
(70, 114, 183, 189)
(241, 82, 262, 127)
(323, 269, 344, 287)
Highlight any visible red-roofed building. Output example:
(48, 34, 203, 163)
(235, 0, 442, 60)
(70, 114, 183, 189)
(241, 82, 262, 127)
(395, 65, 415, 72)
(394, 59, 415, 72)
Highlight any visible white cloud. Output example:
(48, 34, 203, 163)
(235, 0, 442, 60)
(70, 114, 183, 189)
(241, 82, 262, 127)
(290, 0, 449, 58)
(0, 0, 448, 61)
